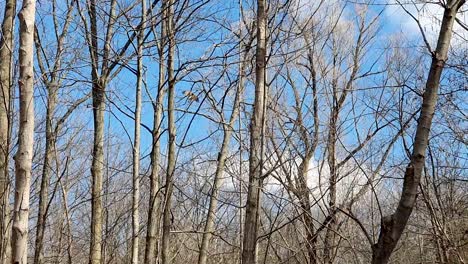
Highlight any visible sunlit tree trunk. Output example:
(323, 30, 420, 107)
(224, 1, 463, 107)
(33, 3, 75, 263)
(242, 0, 266, 263)
(86, 0, 116, 262)
(11, 0, 36, 263)
(0, 1, 15, 263)
(161, 0, 176, 262)
(131, 0, 146, 263)
(372, 1, 465, 263)
(144, 2, 167, 262)
(198, 55, 244, 264)
(33, 82, 57, 264)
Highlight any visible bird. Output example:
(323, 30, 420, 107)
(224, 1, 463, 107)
(183, 90, 199, 102)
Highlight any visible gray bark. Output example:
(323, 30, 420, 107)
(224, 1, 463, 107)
(161, 0, 176, 262)
(32, 3, 75, 262)
(131, 0, 146, 262)
(0, 1, 15, 262)
(11, 0, 36, 263)
(144, 3, 167, 262)
(242, 0, 267, 263)
(371, 1, 465, 263)
(86, 0, 116, 263)
(198, 56, 244, 264)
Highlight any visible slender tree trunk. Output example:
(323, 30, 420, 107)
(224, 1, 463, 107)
(89, 76, 106, 264)
(198, 60, 244, 264)
(59, 173, 73, 264)
(161, 0, 176, 262)
(33, 86, 56, 264)
(33, 1, 74, 261)
(86, 0, 114, 262)
(144, 3, 167, 262)
(131, 1, 146, 262)
(324, 108, 338, 264)
(242, 0, 266, 263)
(11, 0, 36, 263)
(293, 42, 319, 264)
(371, 2, 465, 263)
(296, 157, 318, 264)
(0, 1, 15, 262)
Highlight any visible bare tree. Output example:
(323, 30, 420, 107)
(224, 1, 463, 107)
(0, 1, 15, 262)
(161, 0, 176, 262)
(372, 1, 466, 263)
(197, 38, 246, 264)
(11, 0, 36, 263)
(0, 0, 465, 263)
(82, 1, 115, 262)
(131, 0, 146, 263)
(32, 2, 79, 263)
(144, 1, 166, 262)
(77, 0, 144, 262)
(242, 0, 267, 263)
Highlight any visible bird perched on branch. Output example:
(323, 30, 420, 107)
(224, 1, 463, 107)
(183, 90, 199, 102)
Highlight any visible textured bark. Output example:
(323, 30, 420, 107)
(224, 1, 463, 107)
(161, 0, 176, 262)
(11, 0, 36, 263)
(144, 3, 167, 262)
(371, 2, 465, 263)
(242, 0, 266, 263)
(131, 1, 146, 263)
(86, 0, 116, 262)
(0, 1, 15, 263)
(89, 77, 106, 264)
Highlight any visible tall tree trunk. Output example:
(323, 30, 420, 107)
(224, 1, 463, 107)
(11, 0, 36, 263)
(33, 85, 56, 264)
(296, 157, 318, 264)
(161, 0, 176, 262)
(144, 2, 167, 262)
(0, 1, 15, 263)
(33, 2, 74, 261)
(371, 1, 465, 263)
(198, 59, 244, 264)
(86, 0, 116, 262)
(89, 76, 106, 264)
(324, 108, 338, 264)
(131, 1, 146, 262)
(242, 0, 266, 263)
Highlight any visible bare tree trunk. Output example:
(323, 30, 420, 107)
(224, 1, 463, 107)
(0, 1, 15, 263)
(296, 157, 318, 264)
(11, 0, 36, 263)
(33, 86, 56, 264)
(89, 77, 106, 264)
(161, 0, 176, 262)
(131, 1, 146, 263)
(198, 58, 244, 264)
(371, 1, 465, 263)
(86, 0, 116, 262)
(32, 2, 75, 262)
(242, 0, 266, 263)
(144, 3, 167, 262)
(59, 171, 73, 264)
(324, 108, 338, 264)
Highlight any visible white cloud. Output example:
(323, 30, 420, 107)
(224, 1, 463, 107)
(384, 1, 467, 47)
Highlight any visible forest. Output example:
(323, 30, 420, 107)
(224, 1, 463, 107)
(0, 0, 467, 263)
